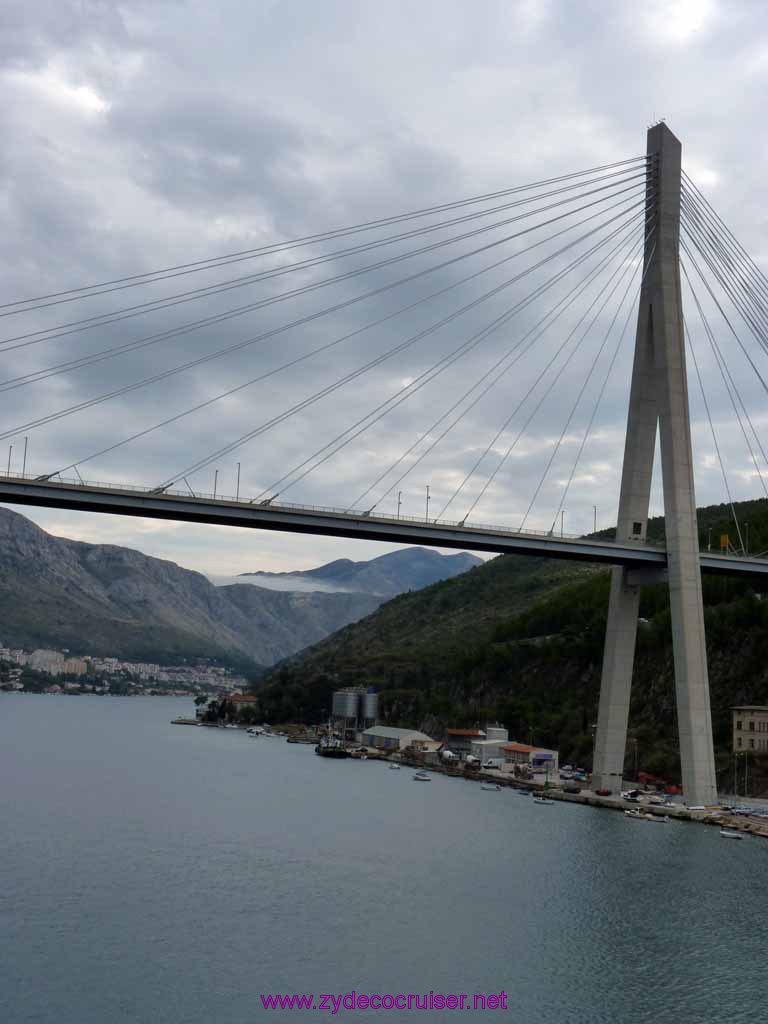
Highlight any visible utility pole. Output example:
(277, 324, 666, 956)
(6, 445, 12, 476)
(745, 522, 749, 555)
(425, 484, 430, 522)
(213, 469, 218, 500)
(236, 462, 241, 501)
(560, 508, 566, 538)
(397, 491, 402, 519)
(592, 123, 717, 807)
(593, 505, 598, 534)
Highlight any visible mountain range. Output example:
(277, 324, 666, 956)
(0, 506, 480, 666)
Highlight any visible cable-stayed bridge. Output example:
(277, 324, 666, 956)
(2, 122, 768, 805)
(2, 472, 768, 579)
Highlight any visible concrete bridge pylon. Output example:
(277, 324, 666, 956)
(591, 123, 718, 806)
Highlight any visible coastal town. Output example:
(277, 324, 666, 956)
(0, 642, 248, 697)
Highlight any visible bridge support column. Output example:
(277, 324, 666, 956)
(592, 123, 717, 806)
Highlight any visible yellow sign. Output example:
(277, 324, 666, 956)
(720, 534, 729, 551)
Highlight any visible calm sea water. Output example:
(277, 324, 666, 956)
(0, 694, 765, 1024)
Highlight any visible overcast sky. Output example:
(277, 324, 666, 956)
(2, 0, 768, 576)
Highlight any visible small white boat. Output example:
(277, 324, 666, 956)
(533, 796, 555, 805)
(626, 809, 670, 822)
(388, 763, 401, 770)
(720, 829, 745, 840)
(413, 772, 431, 782)
(481, 783, 502, 791)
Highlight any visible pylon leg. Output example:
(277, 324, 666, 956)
(592, 568, 641, 791)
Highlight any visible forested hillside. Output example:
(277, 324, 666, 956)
(256, 498, 768, 786)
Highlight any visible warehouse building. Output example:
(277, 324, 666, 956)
(470, 725, 509, 762)
(443, 728, 486, 757)
(501, 742, 559, 774)
(445, 724, 509, 761)
(360, 726, 433, 751)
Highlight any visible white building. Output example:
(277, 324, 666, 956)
(29, 649, 65, 675)
(470, 725, 509, 762)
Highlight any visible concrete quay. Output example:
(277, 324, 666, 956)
(397, 755, 768, 836)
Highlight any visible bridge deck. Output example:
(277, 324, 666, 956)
(1, 474, 766, 578)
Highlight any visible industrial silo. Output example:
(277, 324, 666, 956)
(362, 688, 378, 727)
(332, 689, 360, 719)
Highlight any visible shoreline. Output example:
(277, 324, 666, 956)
(170, 717, 768, 839)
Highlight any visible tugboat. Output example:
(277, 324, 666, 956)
(314, 720, 349, 758)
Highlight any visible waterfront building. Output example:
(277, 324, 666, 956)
(444, 724, 510, 761)
(470, 724, 509, 762)
(732, 706, 768, 752)
(359, 726, 433, 751)
(444, 728, 486, 757)
(231, 693, 259, 707)
(500, 743, 559, 774)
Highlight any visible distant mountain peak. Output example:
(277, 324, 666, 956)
(233, 547, 482, 596)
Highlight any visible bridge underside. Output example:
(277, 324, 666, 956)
(1, 475, 766, 579)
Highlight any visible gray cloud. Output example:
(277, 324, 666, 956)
(2, 0, 768, 574)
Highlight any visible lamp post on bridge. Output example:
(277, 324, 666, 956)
(6, 445, 11, 476)
(425, 485, 431, 522)
(397, 491, 402, 519)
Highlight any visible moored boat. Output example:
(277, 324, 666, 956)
(626, 809, 670, 822)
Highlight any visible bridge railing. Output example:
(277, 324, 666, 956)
(0, 469, 658, 547)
